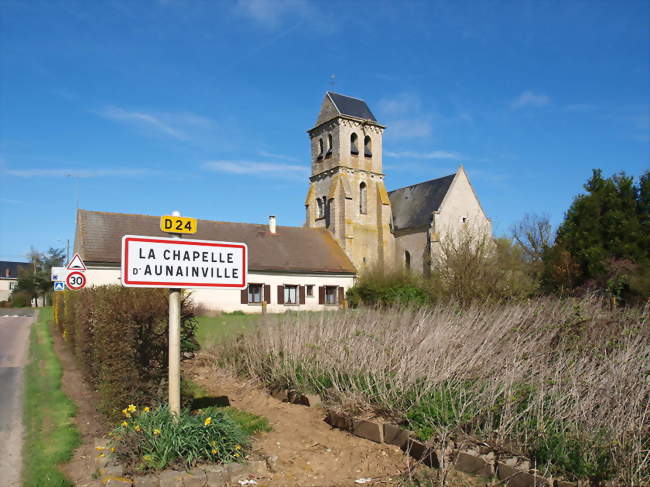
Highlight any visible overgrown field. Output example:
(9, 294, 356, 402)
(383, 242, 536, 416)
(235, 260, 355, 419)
(214, 297, 649, 485)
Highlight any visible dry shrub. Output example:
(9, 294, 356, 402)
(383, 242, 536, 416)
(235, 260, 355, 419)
(54, 286, 197, 418)
(215, 297, 649, 484)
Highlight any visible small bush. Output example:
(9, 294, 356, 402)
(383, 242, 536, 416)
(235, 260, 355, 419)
(10, 290, 32, 307)
(110, 405, 250, 472)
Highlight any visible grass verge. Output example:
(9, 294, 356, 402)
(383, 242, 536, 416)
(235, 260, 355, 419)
(23, 307, 80, 487)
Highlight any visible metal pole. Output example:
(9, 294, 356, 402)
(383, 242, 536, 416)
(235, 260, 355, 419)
(168, 211, 182, 418)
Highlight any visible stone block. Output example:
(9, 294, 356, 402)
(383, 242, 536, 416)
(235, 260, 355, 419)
(352, 419, 384, 443)
(225, 462, 249, 482)
(305, 393, 321, 407)
(205, 470, 227, 487)
(326, 410, 350, 431)
(383, 423, 409, 449)
(104, 479, 133, 487)
(133, 475, 160, 487)
(184, 468, 208, 487)
(159, 470, 186, 487)
(454, 451, 494, 478)
(101, 465, 125, 478)
(404, 439, 439, 468)
(249, 460, 267, 475)
(497, 462, 551, 487)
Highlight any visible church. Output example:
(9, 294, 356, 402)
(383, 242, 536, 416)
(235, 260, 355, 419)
(74, 92, 490, 312)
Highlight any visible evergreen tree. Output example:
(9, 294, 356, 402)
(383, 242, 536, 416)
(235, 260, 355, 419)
(550, 169, 649, 297)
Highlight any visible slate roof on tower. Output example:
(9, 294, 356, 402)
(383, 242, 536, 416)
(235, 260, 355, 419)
(314, 92, 380, 128)
(389, 173, 456, 231)
(74, 209, 356, 274)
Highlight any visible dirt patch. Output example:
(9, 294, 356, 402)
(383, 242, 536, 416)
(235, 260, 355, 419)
(185, 354, 408, 486)
(51, 323, 111, 487)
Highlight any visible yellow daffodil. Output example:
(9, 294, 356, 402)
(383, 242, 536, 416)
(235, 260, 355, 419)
(95, 446, 105, 451)
(143, 407, 150, 413)
(127, 404, 137, 413)
(211, 449, 217, 454)
(134, 425, 141, 432)
(110, 447, 115, 453)
(121, 421, 128, 427)
(235, 453, 240, 457)
(153, 429, 161, 435)
(235, 445, 241, 450)
(204, 417, 212, 426)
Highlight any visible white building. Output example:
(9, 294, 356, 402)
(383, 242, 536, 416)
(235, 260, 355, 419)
(74, 210, 355, 313)
(0, 261, 27, 302)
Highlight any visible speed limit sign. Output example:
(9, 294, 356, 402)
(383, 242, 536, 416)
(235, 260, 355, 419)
(66, 271, 86, 290)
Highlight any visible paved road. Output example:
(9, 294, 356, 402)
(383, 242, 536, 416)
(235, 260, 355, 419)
(0, 311, 35, 487)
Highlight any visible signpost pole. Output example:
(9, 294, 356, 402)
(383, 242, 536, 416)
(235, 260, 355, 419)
(168, 211, 182, 418)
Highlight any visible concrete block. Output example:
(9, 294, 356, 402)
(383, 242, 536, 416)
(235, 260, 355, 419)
(352, 419, 384, 443)
(454, 451, 494, 478)
(184, 469, 207, 487)
(159, 470, 186, 487)
(326, 410, 350, 431)
(104, 479, 133, 487)
(497, 462, 551, 487)
(404, 439, 439, 468)
(132, 475, 160, 487)
(383, 423, 409, 448)
(305, 393, 321, 407)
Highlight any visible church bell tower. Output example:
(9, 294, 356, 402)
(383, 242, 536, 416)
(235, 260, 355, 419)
(304, 92, 394, 271)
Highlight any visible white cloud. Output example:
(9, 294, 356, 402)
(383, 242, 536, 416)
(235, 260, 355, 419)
(511, 90, 551, 110)
(202, 160, 308, 179)
(234, 0, 314, 28)
(5, 168, 155, 178)
(386, 119, 433, 139)
(378, 93, 422, 117)
(385, 150, 462, 160)
(97, 106, 216, 141)
(257, 150, 300, 162)
(0, 198, 23, 204)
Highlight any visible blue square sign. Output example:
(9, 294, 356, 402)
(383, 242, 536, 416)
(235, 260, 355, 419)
(54, 281, 65, 291)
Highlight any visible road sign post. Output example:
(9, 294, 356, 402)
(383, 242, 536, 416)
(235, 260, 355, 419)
(168, 211, 182, 419)
(120, 214, 247, 419)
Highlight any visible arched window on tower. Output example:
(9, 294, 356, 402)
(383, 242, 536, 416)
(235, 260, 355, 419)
(317, 138, 323, 160)
(359, 182, 367, 214)
(326, 134, 333, 158)
(326, 198, 335, 231)
(317, 198, 324, 218)
(350, 133, 359, 155)
(364, 135, 372, 157)
(405, 251, 411, 270)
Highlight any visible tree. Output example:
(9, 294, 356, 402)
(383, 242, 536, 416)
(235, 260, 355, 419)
(549, 169, 649, 298)
(11, 247, 65, 306)
(511, 213, 554, 263)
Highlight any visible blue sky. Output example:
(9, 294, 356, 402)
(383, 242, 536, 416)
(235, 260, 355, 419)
(1, 0, 648, 262)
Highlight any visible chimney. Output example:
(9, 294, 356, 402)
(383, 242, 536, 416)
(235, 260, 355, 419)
(269, 215, 277, 234)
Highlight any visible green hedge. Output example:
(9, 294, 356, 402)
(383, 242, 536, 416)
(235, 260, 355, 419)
(54, 286, 197, 418)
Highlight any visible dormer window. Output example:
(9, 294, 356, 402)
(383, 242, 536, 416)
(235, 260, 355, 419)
(364, 135, 372, 157)
(317, 138, 324, 161)
(350, 133, 359, 155)
(326, 134, 333, 158)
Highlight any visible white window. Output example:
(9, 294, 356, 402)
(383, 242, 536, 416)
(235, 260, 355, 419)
(248, 283, 263, 303)
(9, 281, 17, 290)
(284, 285, 298, 304)
(325, 286, 338, 305)
(306, 285, 314, 297)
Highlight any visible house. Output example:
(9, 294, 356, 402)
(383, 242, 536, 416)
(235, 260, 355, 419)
(0, 261, 28, 302)
(73, 91, 490, 312)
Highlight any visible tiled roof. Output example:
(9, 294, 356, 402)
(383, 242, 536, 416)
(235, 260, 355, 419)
(75, 210, 356, 274)
(389, 174, 456, 231)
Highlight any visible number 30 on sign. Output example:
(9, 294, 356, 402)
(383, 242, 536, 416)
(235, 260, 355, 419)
(160, 215, 197, 234)
(66, 271, 86, 290)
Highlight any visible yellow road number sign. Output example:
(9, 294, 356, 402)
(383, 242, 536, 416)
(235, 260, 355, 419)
(160, 215, 198, 234)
